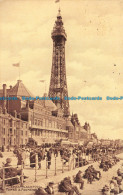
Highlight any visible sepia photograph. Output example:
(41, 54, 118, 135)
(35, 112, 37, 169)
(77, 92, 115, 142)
(0, 0, 123, 194)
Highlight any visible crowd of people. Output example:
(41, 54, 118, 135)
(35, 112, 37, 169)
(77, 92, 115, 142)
(34, 162, 123, 195)
(100, 156, 120, 172)
(83, 165, 101, 184)
(0, 142, 123, 194)
(102, 164, 123, 195)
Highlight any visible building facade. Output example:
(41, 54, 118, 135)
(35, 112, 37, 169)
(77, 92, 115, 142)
(0, 107, 29, 148)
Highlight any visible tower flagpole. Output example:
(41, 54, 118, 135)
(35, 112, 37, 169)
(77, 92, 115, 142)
(55, 0, 61, 11)
(40, 80, 46, 94)
(45, 81, 46, 94)
(12, 62, 20, 80)
(19, 65, 21, 80)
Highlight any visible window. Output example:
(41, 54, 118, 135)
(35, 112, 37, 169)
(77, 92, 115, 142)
(25, 131, 28, 136)
(10, 128, 12, 134)
(3, 138, 5, 145)
(59, 125, 62, 129)
(14, 130, 16, 136)
(6, 121, 8, 127)
(3, 128, 5, 135)
(40, 121, 41, 126)
(38, 120, 40, 126)
(46, 120, 49, 127)
(25, 139, 27, 144)
(21, 139, 23, 145)
(9, 120, 12, 127)
(16, 122, 19, 128)
(49, 120, 52, 128)
(35, 119, 37, 125)
(21, 130, 23, 136)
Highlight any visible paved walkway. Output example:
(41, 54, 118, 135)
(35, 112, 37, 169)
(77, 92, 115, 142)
(0, 152, 123, 195)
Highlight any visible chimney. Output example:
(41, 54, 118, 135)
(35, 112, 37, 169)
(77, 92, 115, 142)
(3, 84, 7, 96)
(26, 100, 29, 109)
(9, 85, 12, 90)
(0, 106, 2, 114)
(13, 110, 17, 118)
(3, 84, 7, 111)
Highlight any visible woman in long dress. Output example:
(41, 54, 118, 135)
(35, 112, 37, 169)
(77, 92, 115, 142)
(25, 150, 30, 167)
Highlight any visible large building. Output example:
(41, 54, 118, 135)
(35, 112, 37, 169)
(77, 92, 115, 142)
(0, 106, 29, 148)
(0, 10, 91, 148)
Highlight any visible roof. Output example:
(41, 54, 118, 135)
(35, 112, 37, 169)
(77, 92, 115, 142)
(9, 80, 33, 97)
(34, 94, 58, 111)
(66, 119, 73, 127)
(41, 93, 57, 111)
(44, 99, 57, 111)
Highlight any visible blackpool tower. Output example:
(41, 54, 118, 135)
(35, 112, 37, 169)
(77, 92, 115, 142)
(49, 9, 70, 117)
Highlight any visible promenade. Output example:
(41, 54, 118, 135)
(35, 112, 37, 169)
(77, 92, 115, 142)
(0, 152, 123, 195)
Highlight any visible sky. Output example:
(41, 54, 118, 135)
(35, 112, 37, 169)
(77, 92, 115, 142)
(0, 0, 123, 139)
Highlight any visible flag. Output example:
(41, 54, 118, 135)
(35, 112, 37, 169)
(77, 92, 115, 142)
(13, 63, 20, 67)
(55, 0, 60, 3)
(40, 80, 45, 82)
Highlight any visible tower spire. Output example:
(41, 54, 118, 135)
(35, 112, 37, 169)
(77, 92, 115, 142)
(49, 11, 70, 117)
(58, 7, 61, 16)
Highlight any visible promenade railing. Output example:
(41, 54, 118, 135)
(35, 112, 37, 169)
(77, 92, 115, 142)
(0, 149, 121, 192)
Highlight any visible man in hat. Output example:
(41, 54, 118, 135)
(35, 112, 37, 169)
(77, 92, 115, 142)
(119, 177, 123, 193)
(59, 177, 82, 195)
(45, 182, 54, 194)
(4, 158, 28, 186)
(75, 170, 84, 189)
(102, 184, 110, 195)
(22, 148, 26, 168)
(1, 145, 5, 152)
(110, 179, 119, 194)
(4, 158, 20, 186)
(35, 183, 48, 195)
(37, 148, 43, 169)
(47, 149, 52, 169)
(17, 149, 23, 167)
(30, 149, 36, 168)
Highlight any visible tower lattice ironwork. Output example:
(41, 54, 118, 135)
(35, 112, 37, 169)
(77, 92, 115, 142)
(49, 9, 70, 117)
